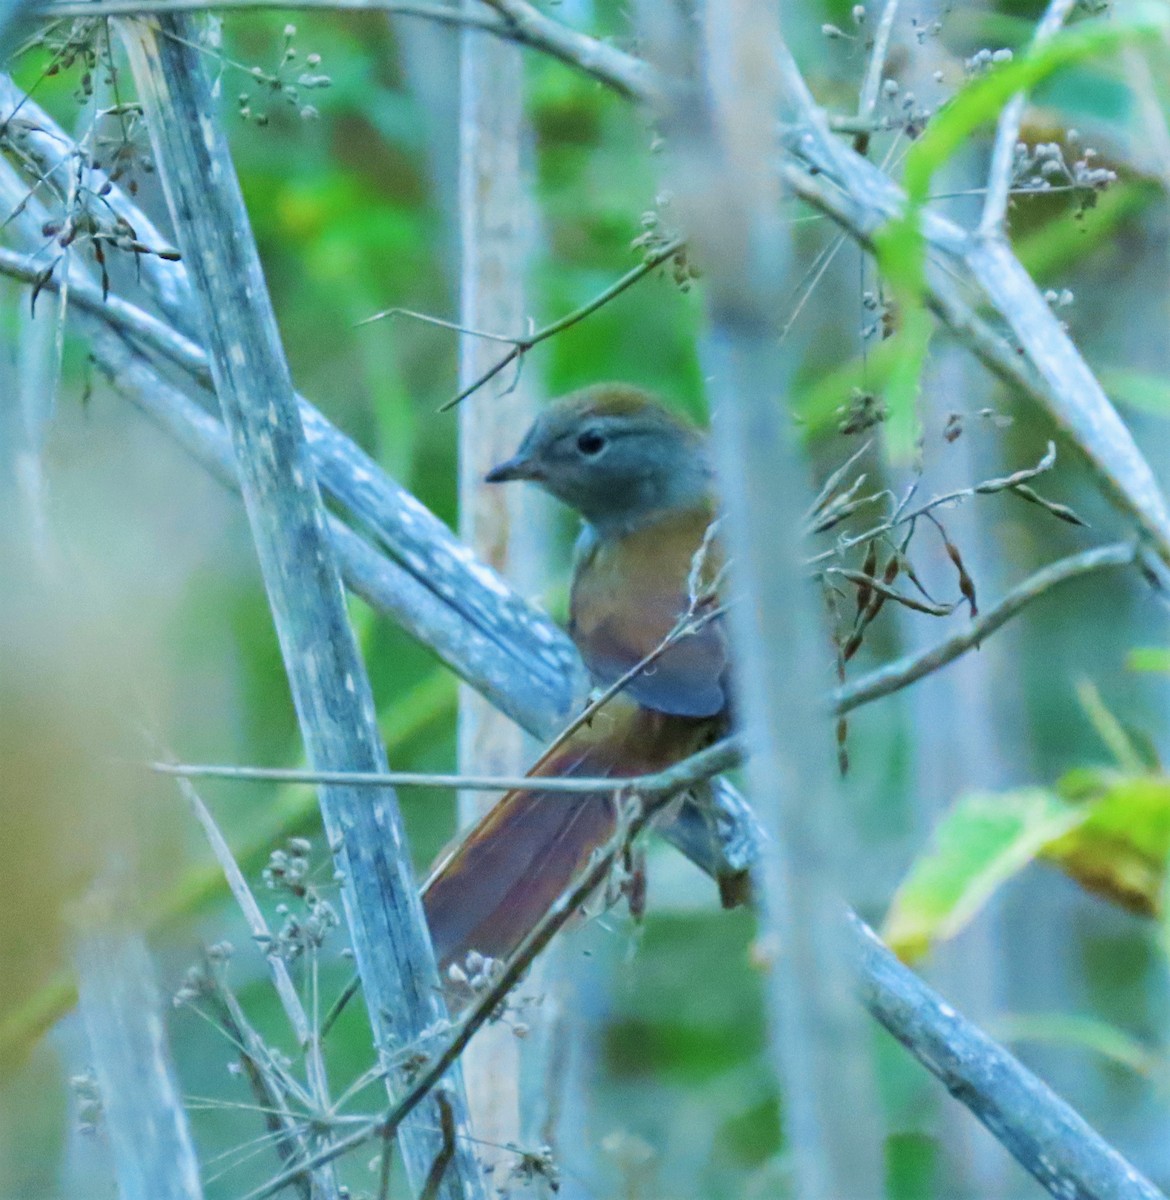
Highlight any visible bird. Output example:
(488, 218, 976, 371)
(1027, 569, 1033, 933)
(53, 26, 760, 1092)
(421, 383, 731, 976)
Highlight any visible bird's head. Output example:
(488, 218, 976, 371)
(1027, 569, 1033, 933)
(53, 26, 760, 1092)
(485, 384, 710, 534)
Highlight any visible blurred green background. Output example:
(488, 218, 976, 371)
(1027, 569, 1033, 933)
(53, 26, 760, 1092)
(3, 1, 1170, 1197)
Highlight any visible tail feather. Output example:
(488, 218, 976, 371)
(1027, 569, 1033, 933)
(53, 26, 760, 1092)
(422, 707, 699, 973)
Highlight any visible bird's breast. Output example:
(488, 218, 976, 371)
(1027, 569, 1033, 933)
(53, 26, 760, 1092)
(568, 504, 730, 720)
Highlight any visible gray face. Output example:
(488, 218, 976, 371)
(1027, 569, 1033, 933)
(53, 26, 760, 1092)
(485, 405, 711, 533)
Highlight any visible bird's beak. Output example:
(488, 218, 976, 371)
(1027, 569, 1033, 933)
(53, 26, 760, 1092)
(484, 453, 542, 484)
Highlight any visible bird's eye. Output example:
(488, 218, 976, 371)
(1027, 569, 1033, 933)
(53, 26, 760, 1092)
(576, 430, 606, 457)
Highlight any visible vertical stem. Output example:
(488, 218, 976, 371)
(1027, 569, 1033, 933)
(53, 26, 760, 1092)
(119, 18, 485, 1198)
(456, 6, 547, 1166)
(75, 911, 203, 1200)
(455, 3, 542, 866)
(14, 296, 58, 564)
(657, 0, 886, 1193)
(903, 344, 1014, 1200)
(979, 0, 1078, 237)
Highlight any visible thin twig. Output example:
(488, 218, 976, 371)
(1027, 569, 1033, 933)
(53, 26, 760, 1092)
(806, 442, 1058, 566)
(979, 0, 1080, 236)
(155, 541, 1139, 800)
(32, 0, 657, 96)
(173, 773, 313, 1046)
(150, 735, 745, 798)
(805, 438, 874, 521)
(779, 230, 848, 342)
(854, 0, 899, 156)
(825, 566, 956, 616)
(356, 306, 519, 343)
(38, 0, 508, 28)
(440, 236, 684, 410)
(832, 542, 1137, 714)
(119, 18, 485, 1197)
(238, 744, 729, 1200)
(240, 715, 1164, 1200)
(419, 1092, 458, 1200)
(528, 601, 724, 777)
(174, 780, 343, 1195)
(186, 959, 317, 1200)
(167, 767, 340, 1182)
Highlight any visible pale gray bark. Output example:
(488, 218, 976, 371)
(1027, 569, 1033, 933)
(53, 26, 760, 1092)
(117, 19, 485, 1197)
(454, 0, 546, 1175)
(851, 914, 1166, 1200)
(75, 918, 204, 1200)
(2, 10, 1167, 1197)
(635, 0, 886, 1194)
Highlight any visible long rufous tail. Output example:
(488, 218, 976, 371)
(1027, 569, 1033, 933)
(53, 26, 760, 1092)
(422, 706, 703, 974)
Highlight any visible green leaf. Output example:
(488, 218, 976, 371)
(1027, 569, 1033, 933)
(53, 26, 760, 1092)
(1127, 647, 1170, 673)
(886, 770, 1170, 962)
(1100, 368, 1170, 418)
(871, 216, 931, 462)
(1075, 678, 1147, 773)
(901, 17, 1165, 207)
(1043, 772, 1170, 917)
(883, 788, 1086, 962)
(994, 1012, 1163, 1078)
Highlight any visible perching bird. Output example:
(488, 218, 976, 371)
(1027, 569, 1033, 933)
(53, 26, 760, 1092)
(422, 384, 730, 973)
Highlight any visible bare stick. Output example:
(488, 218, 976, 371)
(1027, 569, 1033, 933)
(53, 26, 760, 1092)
(853, 0, 899, 156)
(241, 765, 1166, 1200)
(118, 19, 484, 1197)
(31, 0, 656, 95)
(237, 742, 739, 1200)
(441, 237, 684, 410)
(0, 77, 586, 736)
(184, 957, 318, 1200)
(38, 0, 502, 22)
(153, 541, 1138, 790)
(75, 913, 204, 1200)
(151, 734, 745, 796)
(357, 307, 519, 342)
(848, 913, 1166, 1200)
(979, 0, 1080, 236)
(166, 768, 316, 1060)
(833, 541, 1137, 713)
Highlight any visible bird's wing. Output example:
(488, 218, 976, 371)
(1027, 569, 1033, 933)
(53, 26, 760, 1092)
(571, 509, 729, 719)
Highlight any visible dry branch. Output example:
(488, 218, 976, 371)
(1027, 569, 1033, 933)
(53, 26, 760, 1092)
(0, 72, 586, 738)
(116, 17, 485, 1196)
(0, 76, 760, 892)
(75, 917, 204, 1200)
(850, 915, 1166, 1200)
(31, 0, 1163, 561)
(3, 7, 1168, 1198)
